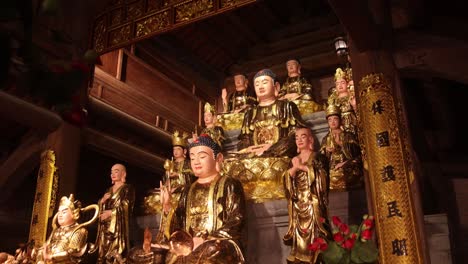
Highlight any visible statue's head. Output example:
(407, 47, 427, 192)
(334, 68, 349, 95)
(187, 134, 222, 178)
(172, 131, 189, 159)
(253, 69, 277, 102)
(57, 194, 82, 226)
(233, 73, 248, 92)
(111, 163, 127, 184)
(203, 102, 216, 127)
(286, 58, 301, 77)
(295, 127, 314, 153)
(326, 104, 341, 129)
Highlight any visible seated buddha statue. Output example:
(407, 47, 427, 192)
(36, 194, 99, 264)
(278, 59, 322, 115)
(200, 102, 225, 149)
(221, 73, 257, 113)
(319, 105, 363, 190)
(327, 67, 357, 135)
(237, 69, 308, 158)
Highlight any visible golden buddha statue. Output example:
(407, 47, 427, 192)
(36, 194, 99, 264)
(96, 164, 135, 264)
(319, 105, 363, 190)
(200, 102, 225, 149)
(283, 128, 329, 264)
(327, 67, 357, 135)
(238, 68, 307, 157)
(278, 59, 323, 115)
(155, 135, 246, 263)
(221, 73, 257, 113)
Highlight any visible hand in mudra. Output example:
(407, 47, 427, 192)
(160, 180, 172, 214)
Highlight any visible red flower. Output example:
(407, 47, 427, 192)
(333, 232, 344, 243)
(308, 238, 328, 252)
(339, 223, 350, 235)
(308, 242, 320, 252)
(332, 216, 342, 226)
(361, 229, 373, 240)
(343, 238, 356, 249)
(350, 233, 357, 240)
(363, 218, 374, 229)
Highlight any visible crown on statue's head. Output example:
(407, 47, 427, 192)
(204, 102, 216, 115)
(172, 130, 189, 148)
(334, 67, 348, 82)
(326, 104, 341, 118)
(59, 194, 82, 219)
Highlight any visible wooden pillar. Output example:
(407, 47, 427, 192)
(328, 0, 429, 263)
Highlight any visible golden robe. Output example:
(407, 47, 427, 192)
(201, 126, 225, 150)
(225, 90, 257, 113)
(327, 95, 357, 135)
(238, 100, 307, 157)
(279, 76, 314, 101)
(319, 130, 362, 190)
(166, 176, 246, 264)
(96, 184, 135, 263)
(36, 223, 88, 264)
(283, 154, 329, 263)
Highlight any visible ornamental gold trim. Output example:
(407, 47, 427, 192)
(28, 150, 59, 245)
(92, 0, 257, 54)
(357, 73, 423, 263)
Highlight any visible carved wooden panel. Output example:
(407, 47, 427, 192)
(92, 0, 257, 54)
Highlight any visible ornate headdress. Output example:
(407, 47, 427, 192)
(345, 67, 353, 82)
(326, 104, 341, 118)
(188, 134, 221, 157)
(334, 67, 348, 82)
(59, 194, 82, 220)
(204, 102, 216, 115)
(254, 69, 276, 81)
(172, 130, 189, 148)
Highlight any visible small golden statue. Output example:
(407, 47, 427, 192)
(221, 73, 257, 113)
(319, 105, 363, 190)
(35, 194, 99, 264)
(96, 164, 135, 264)
(200, 102, 225, 149)
(278, 59, 323, 115)
(283, 128, 330, 264)
(327, 67, 357, 135)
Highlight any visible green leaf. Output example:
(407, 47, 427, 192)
(323, 242, 346, 264)
(358, 241, 379, 263)
(349, 225, 359, 235)
(350, 241, 365, 263)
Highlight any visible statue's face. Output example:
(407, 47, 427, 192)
(335, 78, 348, 94)
(173, 146, 185, 160)
(234, 75, 247, 92)
(295, 128, 313, 151)
(286, 60, 300, 76)
(57, 205, 75, 227)
(254, 76, 276, 102)
(327, 115, 341, 129)
(189, 145, 218, 179)
(111, 164, 126, 184)
(204, 112, 214, 126)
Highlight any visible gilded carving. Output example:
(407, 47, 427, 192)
(216, 112, 244, 131)
(109, 24, 132, 47)
(175, 0, 214, 23)
(136, 11, 170, 38)
(93, 17, 106, 53)
(29, 150, 59, 244)
(128, 0, 144, 19)
(110, 8, 123, 26)
(358, 73, 423, 263)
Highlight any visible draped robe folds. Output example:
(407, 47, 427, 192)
(226, 90, 257, 113)
(238, 100, 307, 157)
(36, 223, 88, 264)
(166, 176, 246, 264)
(279, 76, 315, 101)
(283, 154, 330, 263)
(96, 184, 135, 263)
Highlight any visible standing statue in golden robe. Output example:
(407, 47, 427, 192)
(96, 164, 135, 264)
(283, 128, 329, 264)
(35, 195, 99, 264)
(200, 103, 225, 149)
(320, 106, 363, 190)
(156, 135, 246, 264)
(238, 69, 307, 157)
(327, 68, 357, 135)
(221, 73, 257, 113)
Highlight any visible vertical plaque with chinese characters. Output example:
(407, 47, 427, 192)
(28, 150, 59, 245)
